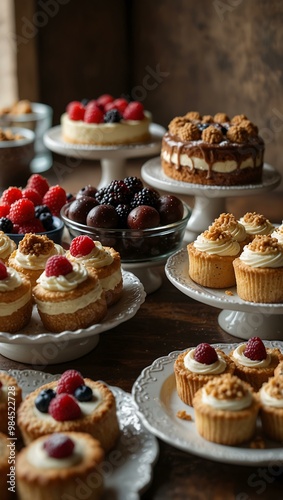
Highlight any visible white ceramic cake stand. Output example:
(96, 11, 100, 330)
(165, 249, 283, 340)
(141, 158, 281, 241)
(44, 124, 165, 188)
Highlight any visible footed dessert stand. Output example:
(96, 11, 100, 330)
(141, 158, 281, 241)
(44, 124, 165, 188)
(165, 249, 283, 340)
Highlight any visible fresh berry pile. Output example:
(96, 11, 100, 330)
(0, 174, 67, 235)
(243, 337, 267, 361)
(35, 370, 94, 421)
(66, 94, 145, 124)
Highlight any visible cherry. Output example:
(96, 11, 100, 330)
(157, 195, 184, 225)
(68, 196, 98, 224)
(127, 205, 160, 230)
(86, 204, 119, 229)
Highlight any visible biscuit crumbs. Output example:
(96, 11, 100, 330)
(248, 235, 282, 254)
(225, 290, 234, 296)
(226, 125, 248, 143)
(263, 376, 283, 399)
(242, 212, 267, 226)
(185, 111, 202, 121)
(178, 123, 201, 141)
(214, 112, 230, 123)
(249, 436, 266, 449)
(240, 119, 258, 137)
(176, 410, 193, 421)
(204, 374, 250, 400)
(202, 115, 214, 123)
(168, 116, 188, 136)
(231, 114, 248, 124)
(202, 125, 224, 144)
(19, 234, 54, 256)
(203, 226, 232, 242)
(0, 128, 24, 141)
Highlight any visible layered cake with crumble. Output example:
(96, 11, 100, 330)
(161, 111, 264, 185)
(61, 95, 151, 145)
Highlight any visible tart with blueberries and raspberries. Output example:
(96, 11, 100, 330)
(17, 369, 120, 452)
(61, 94, 152, 145)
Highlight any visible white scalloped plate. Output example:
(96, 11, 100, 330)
(132, 341, 283, 466)
(6, 370, 158, 500)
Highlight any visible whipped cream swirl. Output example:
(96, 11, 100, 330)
(14, 244, 64, 270)
(239, 217, 274, 236)
(0, 267, 23, 292)
(202, 387, 253, 411)
(0, 232, 16, 260)
(194, 233, 240, 256)
(67, 241, 113, 268)
(37, 262, 88, 291)
(271, 226, 283, 245)
(260, 384, 283, 408)
(226, 222, 247, 243)
(232, 343, 271, 368)
(184, 348, 227, 374)
(239, 245, 283, 268)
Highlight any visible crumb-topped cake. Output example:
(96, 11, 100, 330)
(0, 231, 16, 263)
(238, 212, 274, 241)
(193, 373, 260, 445)
(161, 111, 264, 185)
(188, 225, 241, 288)
(16, 432, 104, 500)
(233, 235, 283, 303)
(259, 376, 283, 442)
(0, 262, 32, 333)
(61, 95, 151, 145)
(17, 370, 120, 452)
(211, 213, 248, 249)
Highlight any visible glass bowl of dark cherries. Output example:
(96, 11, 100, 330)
(61, 177, 191, 263)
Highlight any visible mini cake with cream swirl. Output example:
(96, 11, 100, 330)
(238, 212, 275, 242)
(33, 255, 107, 332)
(233, 234, 283, 303)
(271, 222, 283, 245)
(188, 225, 241, 288)
(174, 343, 235, 406)
(0, 261, 32, 332)
(259, 376, 283, 442)
(0, 231, 16, 263)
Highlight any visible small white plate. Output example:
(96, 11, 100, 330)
(132, 342, 283, 466)
(0, 271, 146, 364)
(7, 369, 159, 500)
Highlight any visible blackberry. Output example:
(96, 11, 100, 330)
(130, 187, 160, 209)
(39, 212, 54, 231)
(95, 187, 107, 204)
(35, 204, 51, 218)
(115, 204, 131, 228)
(124, 176, 144, 195)
(0, 217, 13, 233)
(104, 109, 122, 123)
(100, 180, 130, 207)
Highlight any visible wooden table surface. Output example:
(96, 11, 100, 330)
(1, 157, 283, 499)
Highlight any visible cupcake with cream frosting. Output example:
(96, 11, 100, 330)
(66, 236, 123, 306)
(0, 262, 32, 332)
(271, 222, 283, 245)
(193, 373, 259, 445)
(0, 231, 16, 263)
(212, 212, 248, 249)
(229, 337, 283, 391)
(238, 212, 274, 242)
(8, 233, 64, 289)
(33, 255, 107, 333)
(259, 376, 283, 442)
(233, 235, 283, 303)
(174, 343, 235, 406)
(188, 226, 241, 288)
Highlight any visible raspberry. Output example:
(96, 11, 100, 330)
(123, 101, 144, 120)
(57, 369, 85, 394)
(0, 217, 13, 233)
(1, 187, 22, 205)
(69, 236, 95, 257)
(9, 198, 35, 224)
(84, 102, 104, 124)
(0, 204, 11, 218)
(17, 218, 45, 234)
(22, 187, 42, 206)
(130, 187, 159, 209)
(96, 93, 114, 108)
(67, 101, 85, 121)
(45, 256, 73, 277)
(194, 343, 218, 364)
(27, 174, 49, 197)
(43, 434, 75, 458)
(112, 98, 128, 114)
(244, 337, 267, 361)
(42, 185, 67, 217)
(0, 261, 8, 280)
(48, 394, 81, 421)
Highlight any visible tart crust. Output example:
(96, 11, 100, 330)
(0, 276, 32, 332)
(0, 372, 22, 435)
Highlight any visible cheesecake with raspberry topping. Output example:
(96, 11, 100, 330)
(161, 111, 264, 185)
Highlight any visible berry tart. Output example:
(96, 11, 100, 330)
(16, 432, 104, 500)
(233, 235, 283, 303)
(174, 343, 235, 406)
(193, 373, 260, 445)
(0, 371, 22, 435)
(8, 233, 65, 289)
(238, 212, 275, 242)
(0, 432, 12, 500)
(161, 111, 264, 185)
(61, 95, 151, 145)
(0, 262, 32, 333)
(0, 231, 16, 263)
(229, 337, 283, 391)
(259, 376, 283, 442)
(187, 225, 241, 288)
(33, 255, 107, 332)
(17, 370, 120, 452)
(66, 236, 123, 306)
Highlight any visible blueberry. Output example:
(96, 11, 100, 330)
(221, 125, 228, 135)
(35, 389, 56, 413)
(39, 212, 54, 231)
(104, 110, 122, 123)
(35, 205, 51, 218)
(74, 385, 93, 402)
(197, 123, 210, 132)
(0, 217, 13, 233)
(81, 98, 90, 106)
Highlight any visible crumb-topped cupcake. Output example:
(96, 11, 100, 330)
(271, 222, 283, 245)
(193, 373, 260, 445)
(188, 226, 240, 288)
(8, 233, 64, 289)
(174, 343, 235, 406)
(33, 255, 107, 332)
(17, 370, 120, 452)
(16, 432, 104, 500)
(238, 212, 274, 242)
(0, 231, 16, 263)
(212, 212, 248, 249)
(233, 235, 283, 303)
(229, 337, 283, 391)
(259, 376, 283, 442)
(66, 236, 123, 306)
(0, 432, 12, 500)
(0, 372, 22, 435)
(0, 261, 32, 332)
